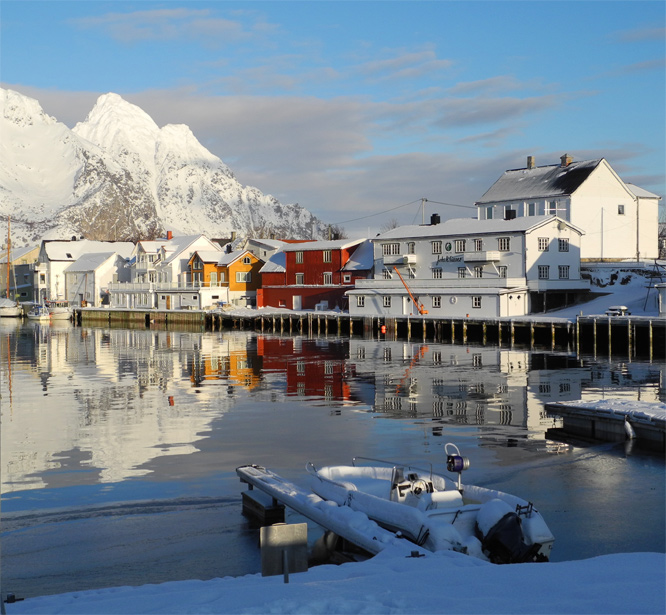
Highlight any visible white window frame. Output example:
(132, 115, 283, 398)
(559, 238, 570, 252)
(382, 243, 400, 256)
(323, 250, 332, 263)
(356, 295, 365, 307)
(432, 267, 443, 279)
(236, 271, 251, 283)
(474, 238, 483, 251)
(432, 296, 441, 308)
(432, 241, 442, 254)
(458, 267, 467, 279)
(538, 237, 549, 251)
(455, 239, 466, 253)
(323, 272, 333, 285)
(558, 265, 570, 279)
(498, 266, 507, 278)
(295, 273, 304, 285)
(474, 266, 483, 278)
(538, 265, 550, 279)
(383, 296, 391, 308)
(295, 251, 304, 264)
(498, 237, 510, 251)
(472, 296, 481, 309)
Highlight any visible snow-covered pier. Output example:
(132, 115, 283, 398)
(73, 308, 665, 358)
(545, 400, 666, 450)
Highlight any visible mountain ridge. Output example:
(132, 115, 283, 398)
(1, 88, 326, 247)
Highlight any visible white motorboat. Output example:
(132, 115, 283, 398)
(306, 443, 554, 564)
(0, 298, 22, 317)
(26, 304, 51, 322)
(45, 300, 72, 321)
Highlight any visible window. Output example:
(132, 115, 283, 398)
(472, 296, 482, 309)
(383, 268, 393, 279)
(486, 206, 493, 220)
(343, 274, 351, 283)
(558, 265, 570, 279)
(498, 266, 507, 278)
(498, 237, 510, 251)
(538, 237, 549, 251)
(559, 238, 569, 252)
(356, 295, 365, 307)
(432, 267, 443, 279)
(547, 201, 558, 215)
(243, 256, 251, 264)
(407, 242, 415, 254)
(458, 267, 467, 279)
(295, 251, 303, 264)
(295, 273, 304, 285)
(538, 265, 550, 279)
(618, 204, 625, 215)
(432, 296, 441, 308)
(474, 238, 483, 251)
(383, 296, 392, 308)
(236, 271, 251, 283)
(323, 272, 332, 284)
(432, 241, 442, 254)
(527, 202, 537, 216)
(210, 272, 217, 286)
(455, 239, 466, 253)
(474, 266, 483, 278)
(382, 243, 400, 255)
(323, 250, 332, 263)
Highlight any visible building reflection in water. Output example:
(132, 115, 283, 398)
(1, 323, 663, 495)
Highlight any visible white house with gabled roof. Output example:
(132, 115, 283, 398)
(64, 252, 131, 307)
(34, 239, 134, 303)
(475, 154, 661, 262)
(347, 214, 588, 318)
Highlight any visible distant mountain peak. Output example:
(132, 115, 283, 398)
(1, 87, 325, 245)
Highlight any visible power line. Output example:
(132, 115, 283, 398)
(332, 197, 473, 226)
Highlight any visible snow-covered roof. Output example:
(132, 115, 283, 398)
(193, 250, 226, 263)
(342, 240, 374, 271)
(283, 238, 365, 252)
(63, 252, 118, 273)
(0, 244, 37, 264)
(375, 215, 582, 241)
(625, 183, 661, 199)
(217, 250, 258, 266)
(260, 251, 286, 273)
(43, 240, 134, 261)
(247, 238, 288, 250)
(475, 159, 602, 204)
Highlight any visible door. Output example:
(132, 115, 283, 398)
(293, 295, 302, 310)
(166, 296, 171, 310)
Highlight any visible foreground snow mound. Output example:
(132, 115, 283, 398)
(7, 551, 665, 614)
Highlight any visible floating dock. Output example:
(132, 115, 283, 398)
(236, 464, 426, 557)
(545, 400, 666, 451)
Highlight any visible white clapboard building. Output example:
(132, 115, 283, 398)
(347, 214, 589, 318)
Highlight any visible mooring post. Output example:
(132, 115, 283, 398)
(628, 319, 633, 361)
(482, 322, 487, 345)
(608, 317, 612, 359)
(510, 320, 515, 347)
(551, 323, 556, 350)
(463, 320, 467, 343)
(649, 320, 653, 362)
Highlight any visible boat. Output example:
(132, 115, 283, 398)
(26, 304, 51, 322)
(305, 443, 554, 564)
(45, 300, 73, 321)
(0, 297, 22, 318)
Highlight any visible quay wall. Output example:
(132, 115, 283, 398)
(74, 308, 665, 358)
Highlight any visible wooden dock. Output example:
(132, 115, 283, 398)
(74, 308, 665, 358)
(545, 400, 666, 451)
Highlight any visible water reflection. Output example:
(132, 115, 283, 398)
(1, 322, 663, 495)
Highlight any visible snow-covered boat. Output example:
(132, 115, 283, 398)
(45, 300, 73, 321)
(306, 443, 554, 564)
(26, 304, 51, 322)
(0, 298, 22, 317)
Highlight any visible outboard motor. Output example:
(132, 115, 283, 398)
(476, 499, 544, 564)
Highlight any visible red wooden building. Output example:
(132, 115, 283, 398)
(258, 238, 372, 310)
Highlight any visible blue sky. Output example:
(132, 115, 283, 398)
(2, 1, 664, 235)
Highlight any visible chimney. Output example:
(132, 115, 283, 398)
(430, 213, 441, 225)
(560, 153, 573, 168)
(527, 155, 535, 169)
(166, 230, 173, 240)
(231, 231, 237, 241)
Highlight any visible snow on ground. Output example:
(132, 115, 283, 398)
(6, 548, 665, 615)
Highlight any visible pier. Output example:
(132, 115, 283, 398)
(74, 308, 666, 358)
(545, 400, 666, 451)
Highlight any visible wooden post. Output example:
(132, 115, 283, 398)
(451, 319, 455, 343)
(575, 316, 580, 357)
(482, 322, 487, 346)
(593, 318, 597, 358)
(628, 319, 633, 360)
(608, 317, 612, 359)
(498, 321, 502, 347)
(530, 322, 535, 349)
(649, 320, 653, 362)
(463, 320, 467, 344)
(551, 323, 556, 350)
(510, 320, 515, 347)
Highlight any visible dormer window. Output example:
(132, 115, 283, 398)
(243, 256, 251, 264)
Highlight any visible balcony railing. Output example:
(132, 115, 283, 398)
(109, 281, 227, 292)
(464, 251, 501, 263)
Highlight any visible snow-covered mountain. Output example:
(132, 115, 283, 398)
(0, 88, 326, 246)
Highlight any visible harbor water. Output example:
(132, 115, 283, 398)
(1, 319, 664, 599)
